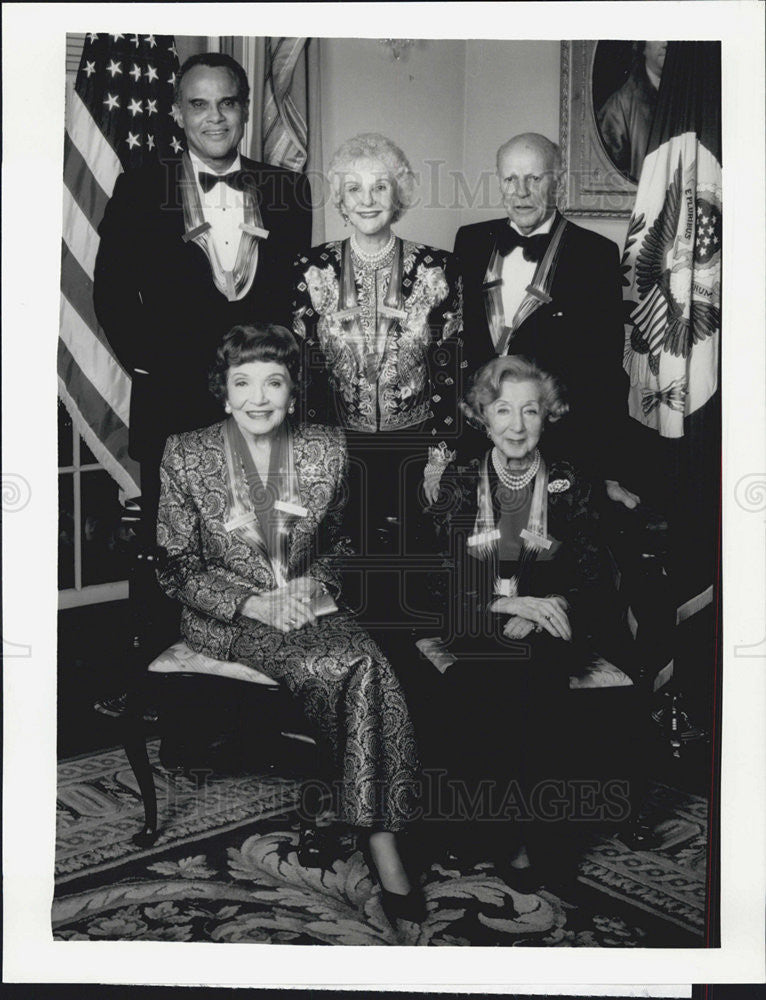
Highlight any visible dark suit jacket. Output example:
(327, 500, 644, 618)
(156, 420, 350, 661)
(453, 215, 628, 482)
(94, 156, 312, 462)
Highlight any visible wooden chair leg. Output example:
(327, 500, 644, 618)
(120, 672, 158, 846)
(122, 716, 158, 846)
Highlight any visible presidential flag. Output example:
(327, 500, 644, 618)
(620, 44, 722, 702)
(621, 42, 721, 440)
(59, 32, 185, 497)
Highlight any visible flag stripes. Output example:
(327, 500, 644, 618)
(62, 188, 100, 280)
(57, 345, 134, 488)
(60, 33, 182, 498)
(67, 90, 122, 194)
(59, 297, 132, 427)
(63, 133, 110, 223)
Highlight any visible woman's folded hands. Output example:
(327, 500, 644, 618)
(489, 594, 572, 641)
(239, 576, 323, 632)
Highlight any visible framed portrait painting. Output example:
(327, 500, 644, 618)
(560, 40, 646, 216)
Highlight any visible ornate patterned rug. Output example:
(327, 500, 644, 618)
(52, 743, 708, 946)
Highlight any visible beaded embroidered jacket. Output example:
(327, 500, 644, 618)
(292, 240, 464, 437)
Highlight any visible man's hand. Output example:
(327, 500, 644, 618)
(488, 594, 572, 641)
(240, 586, 317, 632)
(605, 479, 641, 509)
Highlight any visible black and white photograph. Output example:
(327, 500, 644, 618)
(2, 1, 765, 991)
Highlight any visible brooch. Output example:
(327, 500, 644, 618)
(548, 479, 571, 494)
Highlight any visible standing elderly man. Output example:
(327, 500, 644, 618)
(454, 132, 638, 507)
(95, 52, 312, 537)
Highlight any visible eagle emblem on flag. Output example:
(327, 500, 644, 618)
(622, 136, 721, 437)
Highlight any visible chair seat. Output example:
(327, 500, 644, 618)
(416, 637, 633, 690)
(148, 640, 278, 687)
(569, 655, 633, 690)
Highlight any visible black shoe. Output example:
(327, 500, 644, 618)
(298, 822, 336, 870)
(94, 692, 159, 725)
(379, 884, 428, 926)
(361, 836, 427, 926)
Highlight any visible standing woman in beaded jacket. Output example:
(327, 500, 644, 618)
(291, 132, 464, 557)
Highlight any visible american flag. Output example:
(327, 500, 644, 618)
(59, 33, 185, 497)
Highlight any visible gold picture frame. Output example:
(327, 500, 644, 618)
(560, 40, 638, 217)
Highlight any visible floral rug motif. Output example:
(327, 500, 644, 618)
(55, 741, 300, 883)
(53, 823, 650, 946)
(53, 745, 708, 945)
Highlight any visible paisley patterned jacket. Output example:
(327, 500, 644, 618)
(156, 420, 351, 660)
(292, 239, 463, 438)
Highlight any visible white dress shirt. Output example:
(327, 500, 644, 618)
(189, 151, 245, 272)
(499, 213, 556, 338)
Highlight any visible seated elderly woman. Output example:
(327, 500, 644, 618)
(156, 323, 425, 926)
(424, 355, 626, 890)
(292, 131, 463, 554)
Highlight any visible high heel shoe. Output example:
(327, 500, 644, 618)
(360, 836, 427, 926)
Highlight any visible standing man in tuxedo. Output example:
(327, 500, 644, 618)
(454, 132, 638, 507)
(95, 52, 312, 535)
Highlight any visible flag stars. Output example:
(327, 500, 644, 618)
(168, 72, 176, 87)
(170, 136, 183, 153)
(126, 132, 141, 150)
(144, 34, 157, 48)
(147, 134, 156, 151)
(131, 34, 140, 47)
(127, 98, 143, 117)
(103, 93, 120, 111)
(145, 64, 159, 83)
(106, 59, 123, 78)
(111, 34, 125, 42)
(129, 63, 142, 82)
(86, 33, 99, 43)
(168, 42, 177, 57)
(146, 98, 158, 116)
(84, 61, 96, 78)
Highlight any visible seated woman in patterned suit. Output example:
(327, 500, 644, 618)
(292, 132, 464, 553)
(156, 323, 425, 926)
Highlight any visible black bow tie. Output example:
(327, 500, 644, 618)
(496, 225, 551, 262)
(198, 169, 245, 194)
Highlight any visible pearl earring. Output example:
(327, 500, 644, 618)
(225, 402, 232, 414)
(288, 402, 295, 415)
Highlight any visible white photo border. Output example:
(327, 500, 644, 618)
(2, 0, 764, 989)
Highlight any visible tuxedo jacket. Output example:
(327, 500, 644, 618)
(453, 214, 628, 482)
(156, 420, 350, 661)
(94, 156, 312, 461)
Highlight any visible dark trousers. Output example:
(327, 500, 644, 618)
(426, 630, 573, 865)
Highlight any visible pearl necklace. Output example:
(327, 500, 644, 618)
(350, 231, 396, 269)
(492, 447, 540, 490)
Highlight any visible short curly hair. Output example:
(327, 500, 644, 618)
(464, 355, 569, 426)
(328, 132, 416, 225)
(174, 52, 250, 107)
(208, 324, 301, 405)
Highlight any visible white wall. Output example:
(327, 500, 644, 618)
(319, 37, 629, 252)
